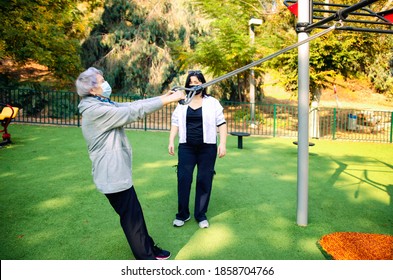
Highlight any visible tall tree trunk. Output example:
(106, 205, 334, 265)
(311, 86, 322, 103)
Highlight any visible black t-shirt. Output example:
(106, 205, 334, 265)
(186, 106, 203, 145)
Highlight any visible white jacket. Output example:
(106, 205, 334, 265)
(171, 96, 226, 144)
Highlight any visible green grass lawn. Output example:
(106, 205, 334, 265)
(0, 124, 392, 260)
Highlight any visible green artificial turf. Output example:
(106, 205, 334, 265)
(0, 124, 392, 260)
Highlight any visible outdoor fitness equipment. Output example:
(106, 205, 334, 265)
(0, 103, 19, 147)
(172, 22, 341, 105)
(290, 0, 391, 226)
(173, 0, 392, 105)
(285, 0, 393, 34)
(172, 85, 203, 105)
(171, 0, 392, 226)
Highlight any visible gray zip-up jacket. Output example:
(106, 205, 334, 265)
(78, 96, 163, 194)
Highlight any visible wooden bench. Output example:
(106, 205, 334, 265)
(230, 132, 250, 149)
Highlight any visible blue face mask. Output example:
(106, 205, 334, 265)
(101, 81, 112, 98)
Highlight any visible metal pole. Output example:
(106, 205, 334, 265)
(390, 112, 393, 143)
(249, 18, 262, 128)
(333, 108, 337, 140)
(297, 0, 311, 226)
(250, 24, 256, 127)
(273, 104, 277, 137)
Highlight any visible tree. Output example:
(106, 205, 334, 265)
(268, 1, 393, 100)
(80, 0, 205, 96)
(185, 0, 393, 101)
(0, 0, 97, 83)
(188, 0, 280, 101)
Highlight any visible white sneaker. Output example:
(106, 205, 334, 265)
(198, 220, 209, 228)
(173, 216, 190, 227)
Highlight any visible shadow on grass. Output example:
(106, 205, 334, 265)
(1, 125, 392, 260)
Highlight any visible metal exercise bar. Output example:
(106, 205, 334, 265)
(284, 0, 393, 32)
(312, 15, 392, 26)
(305, 0, 381, 31)
(313, 24, 393, 34)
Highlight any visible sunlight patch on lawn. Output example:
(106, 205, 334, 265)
(145, 190, 171, 199)
(38, 197, 72, 210)
(350, 183, 390, 205)
(26, 230, 57, 246)
(140, 160, 176, 169)
(33, 156, 50, 161)
(269, 216, 293, 228)
(175, 224, 234, 259)
(277, 174, 297, 182)
(0, 172, 16, 178)
(230, 167, 262, 174)
(332, 173, 390, 205)
(297, 237, 322, 254)
(24, 137, 41, 142)
(257, 230, 293, 250)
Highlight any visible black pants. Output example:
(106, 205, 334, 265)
(176, 143, 217, 222)
(105, 187, 156, 260)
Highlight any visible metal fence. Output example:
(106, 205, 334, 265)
(1, 88, 392, 143)
(225, 102, 393, 143)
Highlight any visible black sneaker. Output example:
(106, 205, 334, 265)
(153, 245, 171, 260)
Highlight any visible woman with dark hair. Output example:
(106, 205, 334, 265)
(168, 70, 227, 229)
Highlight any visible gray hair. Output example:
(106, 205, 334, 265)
(75, 67, 103, 97)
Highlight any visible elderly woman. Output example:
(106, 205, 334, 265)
(76, 67, 184, 260)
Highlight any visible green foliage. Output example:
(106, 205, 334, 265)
(233, 107, 265, 124)
(190, 0, 270, 101)
(193, 18, 253, 76)
(0, 0, 93, 81)
(368, 51, 393, 96)
(80, 0, 204, 96)
(2, 0, 392, 99)
(268, 2, 393, 98)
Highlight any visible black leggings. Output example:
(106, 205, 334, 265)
(177, 143, 217, 222)
(105, 187, 156, 260)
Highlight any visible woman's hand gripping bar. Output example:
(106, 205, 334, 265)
(172, 85, 204, 105)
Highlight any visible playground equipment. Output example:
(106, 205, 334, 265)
(172, 22, 341, 104)
(172, 0, 392, 226)
(0, 103, 19, 147)
(174, 0, 392, 105)
(292, 0, 391, 226)
(285, 0, 393, 33)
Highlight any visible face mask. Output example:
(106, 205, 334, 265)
(193, 87, 203, 95)
(101, 81, 112, 98)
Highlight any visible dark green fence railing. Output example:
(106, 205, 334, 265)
(1, 88, 392, 143)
